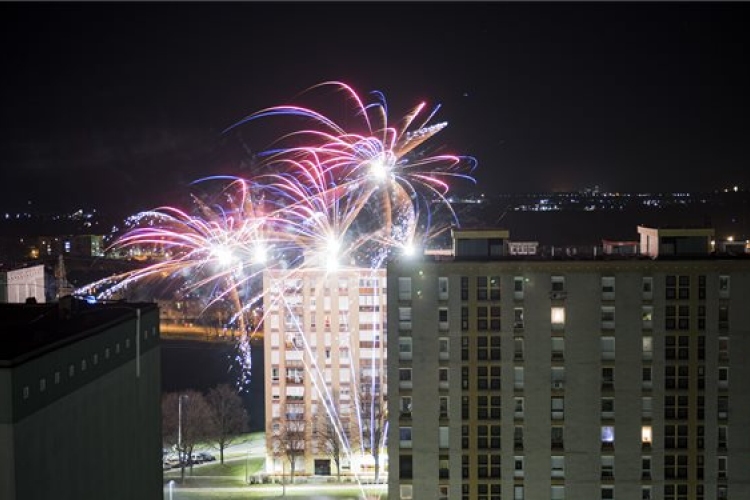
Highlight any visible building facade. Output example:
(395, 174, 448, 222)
(388, 228, 750, 500)
(0, 299, 162, 500)
(263, 267, 388, 479)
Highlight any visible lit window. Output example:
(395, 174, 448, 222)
(642, 336, 653, 360)
(642, 306, 653, 329)
(551, 307, 565, 328)
(551, 455, 565, 478)
(641, 426, 652, 445)
(601, 426, 615, 445)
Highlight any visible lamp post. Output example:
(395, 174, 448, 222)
(168, 480, 174, 500)
(178, 394, 188, 480)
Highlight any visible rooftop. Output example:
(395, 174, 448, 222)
(0, 299, 157, 367)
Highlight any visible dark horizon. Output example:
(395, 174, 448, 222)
(2, 2, 749, 213)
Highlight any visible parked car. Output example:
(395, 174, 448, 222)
(197, 451, 216, 462)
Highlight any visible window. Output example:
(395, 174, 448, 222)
(439, 337, 449, 360)
(400, 396, 412, 417)
(718, 367, 729, 389)
(601, 276, 615, 300)
(439, 396, 449, 419)
(678, 275, 690, 299)
(601, 337, 615, 360)
(399, 338, 412, 360)
(551, 455, 565, 478)
(438, 485, 448, 500)
(69, 364, 75, 377)
(602, 367, 614, 390)
(642, 277, 653, 300)
(514, 367, 524, 390)
(399, 455, 413, 479)
(400, 485, 413, 500)
(601, 398, 614, 419)
(551, 367, 565, 390)
(514, 337, 524, 361)
(664, 454, 688, 479)
(642, 336, 653, 360)
(718, 456, 727, 479)
(552, 337, 565, 361)
(489, 276, 501, 300)
(514, 426, 524, 450)
(551, 307, 565, 329)
(398, 277, 412, 301)
(438, 307, 449, 330)
(514, 397, 525, 419)
(514, 456, 524, 478)
(601, 455, 614, 479)
(551, 426, 564, 449)
(514, 485, 524, 500)
(398, 307, 412, 331)
(642, 306, 653, 330)
(477, 306, 489, 331)
(642, 426, 652, 445)
(490, 306, 501, 330)
(438, 277, 449, 300)
(461, 306, 469, 331)
(399, 368, 412, 388)
(642, 366, 652, 389)
(54, 371, 60, 384)
(551, 486, 565, 500)
(719, 305, 729, 331)
(400, 427, 412, 448)
(22, 386, 29, 400)
(718, 336, 729, 361)
(642, 397, 653, 419)
(461, 276, 469, 300)
(551, 275, 565, 292)
(601, 426, 615, 447)
(718, 396, 728, 419)
(39, 378, 46, 392)
(718, 425, 728, 450)
(514, 307, 524, 330)
(439, 427, 449, 449)
(601, 486, 614, 500)
(719, 275, 730, 298)
(439, 368, 449, 388)
(601, 307, 615, 329)
(642, 456, 652, 480)
(514, 276, 524, 299)
(477, 276, 488, 301)
(551, 397, 564, 420)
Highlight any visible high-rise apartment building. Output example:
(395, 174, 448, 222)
(263, 267, 388, 479)
(388, 227, 750, 500)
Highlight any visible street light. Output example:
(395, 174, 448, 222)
(178, 394, 188, 477)
(168, 480, 175, 500)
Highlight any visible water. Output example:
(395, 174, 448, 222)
(161, 338, 265, 432)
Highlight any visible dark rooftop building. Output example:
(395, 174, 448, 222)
(0, 298, 161, 500)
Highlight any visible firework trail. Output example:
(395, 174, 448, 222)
(77, 83, 476, 490)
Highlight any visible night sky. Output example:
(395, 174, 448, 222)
(1, 2, 749, 214)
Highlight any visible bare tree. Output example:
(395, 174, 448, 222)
(206, 384, 248, 464)
(361, 404, 387, 483)
(272, 412, 306, 485)
(162, 390, 213, 481)
(315, 411, 345, 481)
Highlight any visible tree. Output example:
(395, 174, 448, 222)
(162, 390, 213, 481)
(272, 412, 306, 486)
(206, 384, 248, 464)
(361, 405, 387, 483)
(314, 390, 352, 482)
